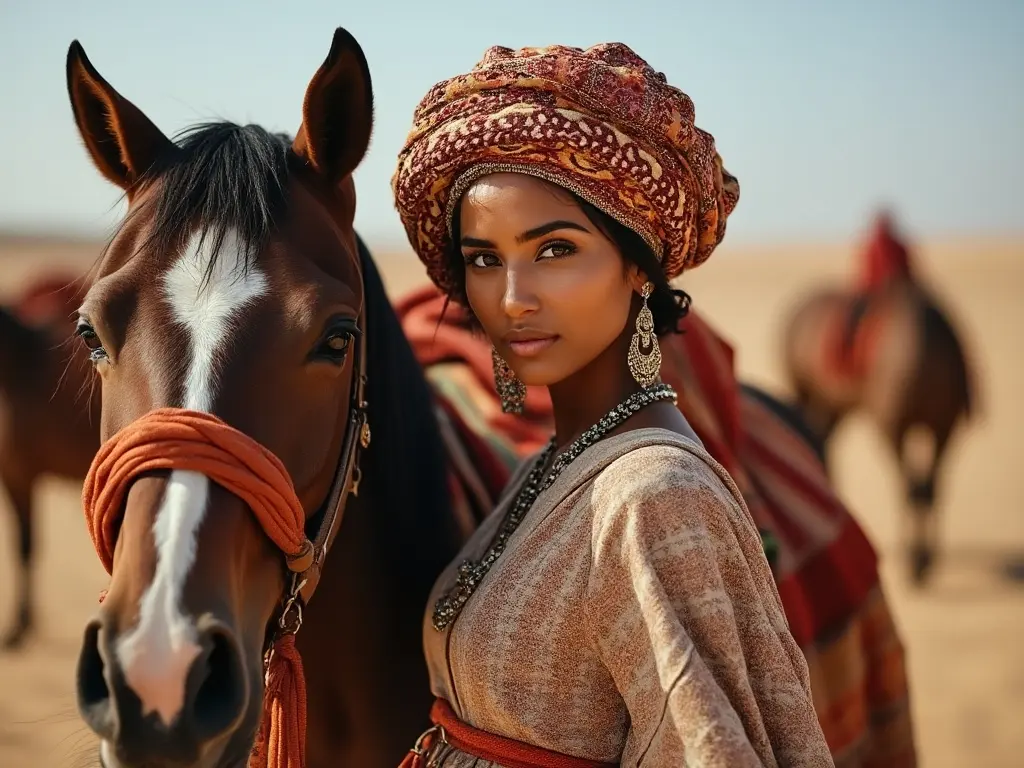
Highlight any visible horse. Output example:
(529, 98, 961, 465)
(782, 276, 974, 584)
(66, 29, 503, 768)
(0, 277, 100, 649)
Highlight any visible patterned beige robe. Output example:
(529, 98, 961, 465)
(422, 428, 834, 767)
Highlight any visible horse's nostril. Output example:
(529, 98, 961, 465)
(77, 621, 114, 739)
(75, 620, 249, 764)
(192, 628, 246, 740)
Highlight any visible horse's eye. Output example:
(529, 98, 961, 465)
(76, 322, 107, 361)
(313, 328, 352, 363)
(326, 334, 350, 353)
(312, 316, 360, 364)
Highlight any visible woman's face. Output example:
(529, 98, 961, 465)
(458, 172, 642, 387)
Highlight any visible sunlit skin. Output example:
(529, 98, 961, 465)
(458, 172, 698, 449)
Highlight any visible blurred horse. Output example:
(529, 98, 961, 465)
(783, 213, 974, 584)
(0, 276, 99, 648)
(66, 30, 503, 768)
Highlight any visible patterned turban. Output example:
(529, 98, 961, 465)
(392, 42, 740, 293)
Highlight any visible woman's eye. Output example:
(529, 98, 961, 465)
(538, 242, 575, 260)
(76, 322, 107, 361)
(466, 252, 501, 268)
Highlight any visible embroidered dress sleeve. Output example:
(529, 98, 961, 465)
(583, 446, 834, 768)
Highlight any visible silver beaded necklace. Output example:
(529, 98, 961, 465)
(432, 382, 678, 631)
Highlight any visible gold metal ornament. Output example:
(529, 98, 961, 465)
(492, 347, 526, 414)
(628, 281, 662, 388)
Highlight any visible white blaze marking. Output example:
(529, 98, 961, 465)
(117, 230, 267, 727)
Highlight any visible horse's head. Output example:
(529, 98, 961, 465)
(67, 29, 374, 767)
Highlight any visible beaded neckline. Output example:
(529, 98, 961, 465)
(432, 382, 678, 631)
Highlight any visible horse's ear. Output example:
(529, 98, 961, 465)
(66, 40, 174, 194)
(292, 28, 374, 183)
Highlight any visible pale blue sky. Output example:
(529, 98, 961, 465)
(1, 0, 1020, 246)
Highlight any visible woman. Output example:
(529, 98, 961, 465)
(392, 43, 834, 767)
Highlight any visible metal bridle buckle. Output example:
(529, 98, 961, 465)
(409, 724, 447, 766)
(278, 575, 308, 635)
(263, 574, 308, 675)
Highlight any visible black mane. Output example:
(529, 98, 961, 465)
(134, 121, 292, 283)
(356, 236, 463, 598)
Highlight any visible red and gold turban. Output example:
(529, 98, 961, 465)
(392, 42, 740, 293)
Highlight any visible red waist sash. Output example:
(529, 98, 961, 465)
(400, 698, 616, 768)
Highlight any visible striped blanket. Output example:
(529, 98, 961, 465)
(397, 286, 916, 768)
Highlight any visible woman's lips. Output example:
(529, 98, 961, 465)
(507, 335, 559, 358)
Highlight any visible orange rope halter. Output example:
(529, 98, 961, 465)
(82, 407, 313, 768)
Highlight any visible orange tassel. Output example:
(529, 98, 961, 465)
(249, 634, 307, 768)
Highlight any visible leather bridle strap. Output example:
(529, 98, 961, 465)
(281, 306, 370, 609)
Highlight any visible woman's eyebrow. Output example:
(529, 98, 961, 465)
(516, 220, 590, 243)
(460, 220, 590, 249)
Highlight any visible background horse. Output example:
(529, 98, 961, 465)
(783, 273, 974, 584)
(66, 30, 502, 768)
(0, 276, 99, 649)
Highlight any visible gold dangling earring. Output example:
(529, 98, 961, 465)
(628, 281, 662, 388)
(492, 347, 526, 414)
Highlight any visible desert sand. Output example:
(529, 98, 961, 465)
(0, 233, 1020, 767)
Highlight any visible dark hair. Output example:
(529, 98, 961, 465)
(110, 121, 292, 287)
(443, 188, 691, 336)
